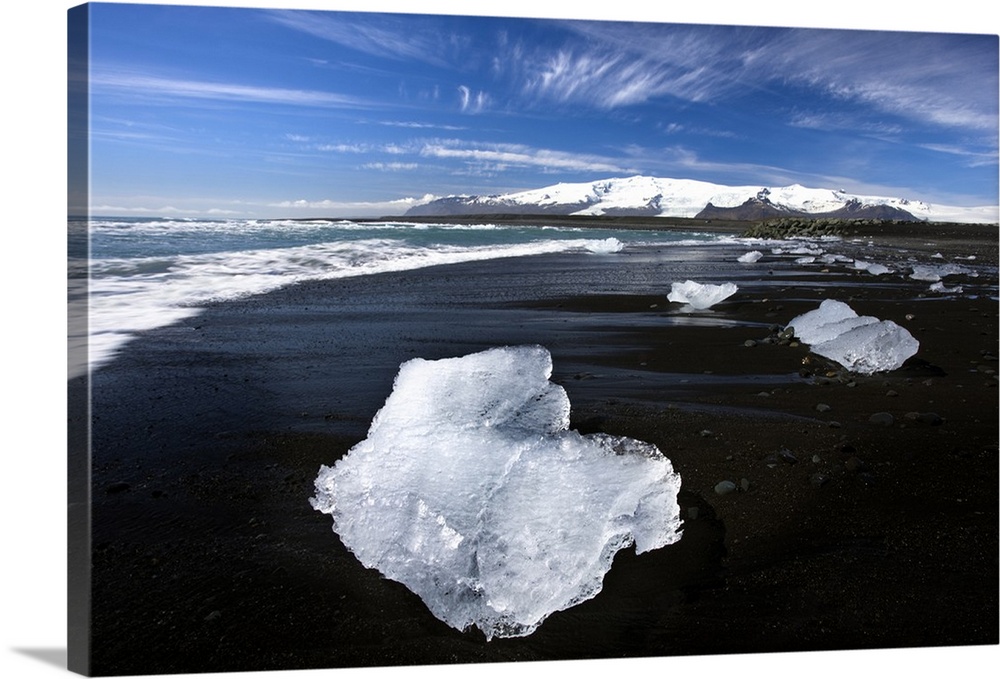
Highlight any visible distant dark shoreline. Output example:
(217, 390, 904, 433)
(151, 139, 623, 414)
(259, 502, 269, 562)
(293, 213, 1000, 242)
(76, 213, 999, 240)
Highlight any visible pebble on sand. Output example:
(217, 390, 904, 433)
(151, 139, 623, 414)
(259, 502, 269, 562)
(714, 480, 737, 495)
(869, 412, 895, 427)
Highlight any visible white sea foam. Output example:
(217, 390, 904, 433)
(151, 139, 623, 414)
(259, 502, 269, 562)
(584, 237, 624, 253)
(82, 230, 649, 376)
(737, 250, 764, 263)
(311, 346, 683, 640)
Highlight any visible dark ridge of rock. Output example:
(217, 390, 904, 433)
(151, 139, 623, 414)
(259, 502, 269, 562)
(695, 197, 795, 221)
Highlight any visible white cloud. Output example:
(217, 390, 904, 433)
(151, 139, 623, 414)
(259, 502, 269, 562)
(379, 120, 467, 131)
(269, 194, 438, 212)
(264, 9, 459, 68)
(419, 140, 633, 174)
(458, 85, 490, 113)
(91, 204, 243, 216)
(362, 162, 420, 171)
(920, 143, 999, 168)
(91, 68, 373, 109)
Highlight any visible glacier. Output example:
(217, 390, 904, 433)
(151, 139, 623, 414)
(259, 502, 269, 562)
(786, 300, 919, 374)
(667, 280, 738, 310)
(310, 345, 683, 640)
(407, 175, 999, 223)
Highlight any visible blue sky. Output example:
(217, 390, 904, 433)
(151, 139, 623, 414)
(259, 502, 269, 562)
(81, 1, 999, 218)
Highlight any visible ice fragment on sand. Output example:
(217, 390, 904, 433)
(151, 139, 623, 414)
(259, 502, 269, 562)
(584, 237, 623, 254)
(311, 345, 683, 640)
(786, 299, 918, 374)
(667, 280, 738, 310)
(853, 260, 892, 275)
(909, 263, 973, 282)
(929, 281, 963, 294)
(737, 250, 764, 263)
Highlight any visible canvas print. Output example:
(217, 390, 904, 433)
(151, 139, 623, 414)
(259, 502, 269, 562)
(67, 2, 999, 676)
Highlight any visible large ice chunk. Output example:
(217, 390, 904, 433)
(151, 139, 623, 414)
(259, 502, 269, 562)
(786, 299, 918, 374)
(667, 280, 738, 310)
(311, 345, 683, 640)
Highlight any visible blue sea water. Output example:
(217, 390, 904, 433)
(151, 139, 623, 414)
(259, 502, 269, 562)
(69, 216, 730, 378)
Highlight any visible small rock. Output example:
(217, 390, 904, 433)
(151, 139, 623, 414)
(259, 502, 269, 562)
(778, 449, 798, 464)
(844, 456, 866, 472)
(714, 480, 737, 495)
(810, 472, 830, 487)
(687, 507, 700, 521)
(204, 610, 222, 622)
(816, 403, 832, 412)
(856, 472, 877, 488)
(886, 390, 899, 397)
(869, 412, 894, 427)
(740, 478, 751, 492)
(744, 339, 758, 348)
(699, 429, 714, 438)
(812, 454, 822, 464)
(904, 411, 944, 426)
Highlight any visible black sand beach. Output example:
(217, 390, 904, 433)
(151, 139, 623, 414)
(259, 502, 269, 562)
(72, 220, 998, 675)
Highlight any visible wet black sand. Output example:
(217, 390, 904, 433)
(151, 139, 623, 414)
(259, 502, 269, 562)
(73, 221, 998, 675)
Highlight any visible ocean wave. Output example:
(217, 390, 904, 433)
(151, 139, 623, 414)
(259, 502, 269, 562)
(82, 236, 634, 376)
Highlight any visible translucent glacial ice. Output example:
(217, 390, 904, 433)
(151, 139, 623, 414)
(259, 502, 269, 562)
(310, 345, 683, 640)
(737, 250, 764, 263)
(667, 280, 738, 310)
(852, 260, 893, 276)
(786, 299, 918, 374)
(909, 262, 975, 282)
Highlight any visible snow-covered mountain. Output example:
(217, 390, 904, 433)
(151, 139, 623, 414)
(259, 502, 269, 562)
(405, 175, 998, 224)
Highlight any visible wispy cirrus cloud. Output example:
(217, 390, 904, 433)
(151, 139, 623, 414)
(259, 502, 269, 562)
(419, 140, 634, 174)
(378, 120, 468, 131)
(742, 29, 999, 134)
(517, 21, 998, 140)
(520, 48, 720, 109)
(920, 143, 998, 167)
(457, 85, 490, 113)
(515, 22, 754, 109)
(263, 9, 465, 69)
(788, 111, 904, 137)
(269, 195, 437, 211)
(90, 68, 374, 109)
(362, 162, 420, 171)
